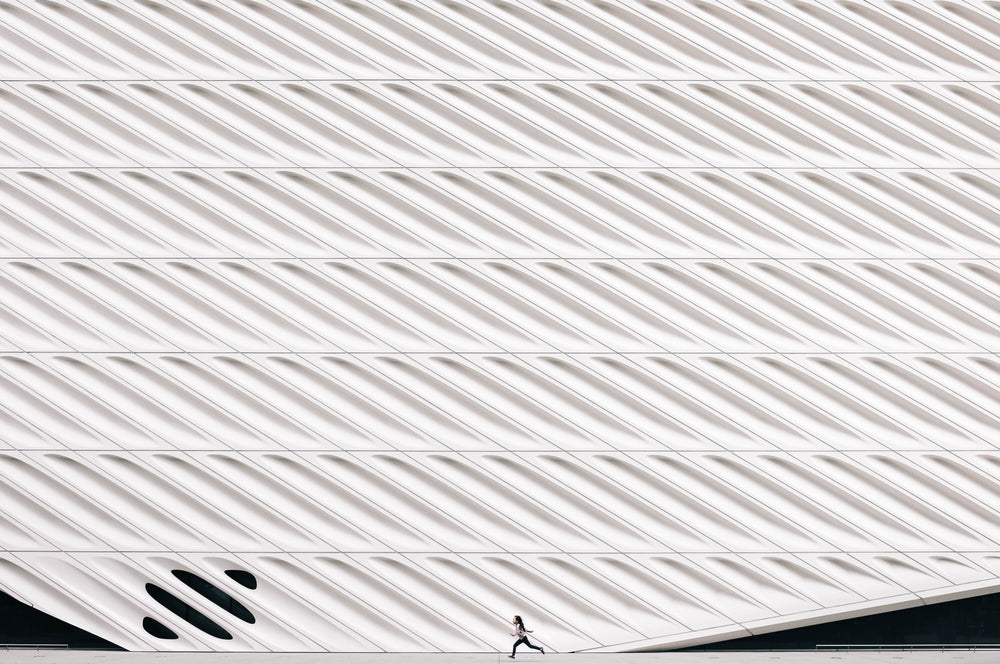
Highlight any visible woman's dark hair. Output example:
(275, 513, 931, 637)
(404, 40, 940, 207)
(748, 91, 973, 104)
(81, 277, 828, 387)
(514, 615, 524, 628)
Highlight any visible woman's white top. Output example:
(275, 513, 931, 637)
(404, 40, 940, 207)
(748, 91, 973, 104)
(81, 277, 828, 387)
(513, 625, 526, 638)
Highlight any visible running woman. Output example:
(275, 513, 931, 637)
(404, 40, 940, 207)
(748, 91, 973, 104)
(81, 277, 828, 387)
(508, 615, 544, 658)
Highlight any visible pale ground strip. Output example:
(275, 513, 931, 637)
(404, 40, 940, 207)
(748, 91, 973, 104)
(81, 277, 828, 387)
(1, 653, 1000, 664)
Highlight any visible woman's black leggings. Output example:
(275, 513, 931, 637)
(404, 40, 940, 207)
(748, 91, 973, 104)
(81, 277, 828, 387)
(512, 636, 542, 656)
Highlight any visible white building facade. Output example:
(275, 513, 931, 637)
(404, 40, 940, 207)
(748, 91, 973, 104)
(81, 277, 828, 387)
(2, 0, 1000, 652)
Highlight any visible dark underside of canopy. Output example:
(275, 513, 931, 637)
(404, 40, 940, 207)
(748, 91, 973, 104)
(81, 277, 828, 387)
(0, 588, 122, 650)
(681, 591, 1000, 651)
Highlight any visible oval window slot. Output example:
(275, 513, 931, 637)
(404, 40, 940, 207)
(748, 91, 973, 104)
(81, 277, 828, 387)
(142, 616, 177, 640)
(145, 583, 233, 640)
(172, 570, 255, 624)
(225, 569, 258, 590)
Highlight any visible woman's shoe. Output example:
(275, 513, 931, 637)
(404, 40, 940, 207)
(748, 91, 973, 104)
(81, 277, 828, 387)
(541, 648, 545, 655)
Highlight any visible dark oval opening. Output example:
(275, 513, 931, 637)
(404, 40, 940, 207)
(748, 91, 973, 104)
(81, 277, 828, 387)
(226, 569, 257, 590)
(145, 583, 232, 640)
(172, 570, 255, 624)
(142, 616, 177, 640)
(225, 569, 258, 590)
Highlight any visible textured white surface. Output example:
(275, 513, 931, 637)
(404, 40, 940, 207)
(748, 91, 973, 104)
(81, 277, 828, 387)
(4, 0, 1000, 654)
(0, 653, 996, 664)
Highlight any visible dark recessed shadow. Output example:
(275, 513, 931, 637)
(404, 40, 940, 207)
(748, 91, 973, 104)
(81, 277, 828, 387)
(142, 616, 177, 640)
(145, 583, 232, 640)
(172, 570, 255, 624)
(224, 570, 257, 590)
(0, 588, 122, 649)
(680, 590, 1000, 650)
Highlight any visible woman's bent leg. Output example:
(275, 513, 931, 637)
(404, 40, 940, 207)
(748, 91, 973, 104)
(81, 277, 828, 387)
(512, 637, 527, 656)
(523, 636, 543, 651)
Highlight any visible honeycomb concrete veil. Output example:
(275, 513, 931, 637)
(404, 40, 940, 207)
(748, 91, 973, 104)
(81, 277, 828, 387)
(2, 0, 1000, 653)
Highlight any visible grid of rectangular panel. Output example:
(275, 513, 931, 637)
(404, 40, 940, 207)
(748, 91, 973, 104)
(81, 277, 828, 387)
(3, 0, 1000, 652)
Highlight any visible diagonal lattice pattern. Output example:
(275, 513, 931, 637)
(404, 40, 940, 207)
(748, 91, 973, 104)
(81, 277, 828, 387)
(3, 0, 1000, 653)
